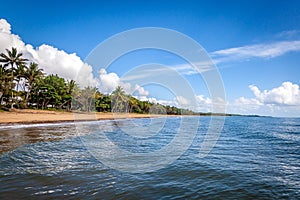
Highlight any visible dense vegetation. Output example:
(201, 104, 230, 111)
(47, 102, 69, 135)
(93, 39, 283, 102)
(0, 47, 198, 115)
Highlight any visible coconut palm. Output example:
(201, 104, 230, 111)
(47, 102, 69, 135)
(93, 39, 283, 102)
(23, 62, 44, 106)
(77, 86, 97, 112)
(111, 86, 128, 112)
(0, 47, 28, 108)
(0, 64, 10, 106)
(128, 96, 140, 113)
(15, 64, 28, 92)
(60, 80, 76, 111)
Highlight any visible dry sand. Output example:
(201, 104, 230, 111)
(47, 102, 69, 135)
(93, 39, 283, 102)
(0, 109, 164, 124)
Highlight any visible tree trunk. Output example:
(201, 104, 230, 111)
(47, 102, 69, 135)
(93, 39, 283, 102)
(10, 63, 14, 109)
(11, 90, 13, 109)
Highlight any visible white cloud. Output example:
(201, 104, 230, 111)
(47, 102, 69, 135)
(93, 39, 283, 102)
(0, 19, 11, 34)
(0, 19, 97, 87)
(234, 97, 262, 106)
(33, 44, 97, 87)
(195, 95, 227, 113)
(137, 96, 190, 109)
(146, 97, 176, 106)
(229, 97, 263, 114)
(195, 95, 212, 105)
(134, 84, 149, 97)
(228, 82, 300, 117)
(0, 19, 29, 55)
(98, 68, 149, 98)
(249, 82, 300, 106)
(211, 40, 300, 63)
(98, 68, 121, 93)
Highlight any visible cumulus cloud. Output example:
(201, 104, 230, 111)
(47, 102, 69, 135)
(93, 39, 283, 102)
(211, 40, 300, 63)
(141, 97, 176, 106)
(249, 82, 300, 106)
(98, 68, 149, 98)
(195, 95, 212, 105)
(0, 19, 29, 54)
(138, 95, 192, 109)
(0, 19, 97, 87)
(228, 82, 300, 117)
(98, 68, 121, 93)
(134, 84, 149, 97)
(228, 97, 263, 114)
(32, 44, 98, 87)
(194, 95, 227, 113)
(0, 19, 11, 33)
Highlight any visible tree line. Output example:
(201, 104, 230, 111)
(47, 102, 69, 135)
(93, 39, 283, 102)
(0, 47, 198, 115)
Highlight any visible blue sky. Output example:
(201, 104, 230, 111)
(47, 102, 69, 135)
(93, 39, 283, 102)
(0, 0, 300, 117)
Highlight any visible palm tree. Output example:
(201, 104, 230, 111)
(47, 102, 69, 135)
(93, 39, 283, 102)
(0, 47, 28, 108)
(128, 96, 140, 113)
(15, 64, 28, 92)
(23, 62, 44, 107)
(111, 86, 128, 112)
(0, 64, 10, 106)
(59, 80, 76, 111)
(78, 86, 97, 112)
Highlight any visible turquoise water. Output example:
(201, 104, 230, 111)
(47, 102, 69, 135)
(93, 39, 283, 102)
(0, 116, 299, 199)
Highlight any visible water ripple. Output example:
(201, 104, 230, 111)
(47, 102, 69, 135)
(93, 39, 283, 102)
(0, 117, 299, 199)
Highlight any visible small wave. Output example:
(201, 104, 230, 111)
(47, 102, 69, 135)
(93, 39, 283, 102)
(0, 120, 115, 130)
(271, 132, 300, 142)
(0, 122, 75, 130)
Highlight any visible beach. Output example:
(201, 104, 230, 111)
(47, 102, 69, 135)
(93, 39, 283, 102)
(0, 109, 162, 124)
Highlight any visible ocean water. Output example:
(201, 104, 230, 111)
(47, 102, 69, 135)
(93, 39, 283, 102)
(0, 116, 299, 199)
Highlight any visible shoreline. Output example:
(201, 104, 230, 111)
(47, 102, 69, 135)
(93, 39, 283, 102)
(0, 109, 172, 125)
(0, 109, 269, 126)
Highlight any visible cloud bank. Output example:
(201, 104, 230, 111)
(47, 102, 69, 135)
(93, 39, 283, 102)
(0, 19, 97, 87)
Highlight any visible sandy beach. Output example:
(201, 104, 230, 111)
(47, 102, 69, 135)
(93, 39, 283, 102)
(0, 109, 164, 124)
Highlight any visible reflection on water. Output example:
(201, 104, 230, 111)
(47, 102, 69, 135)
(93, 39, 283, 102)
(0, 122, 78, 153)
(0, 119, 136, 154)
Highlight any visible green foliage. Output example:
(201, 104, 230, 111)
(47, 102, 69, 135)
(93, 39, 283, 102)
(0, 47, 28, 108)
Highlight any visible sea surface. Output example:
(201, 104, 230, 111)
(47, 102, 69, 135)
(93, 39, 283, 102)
(0, 116, 299, 199)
